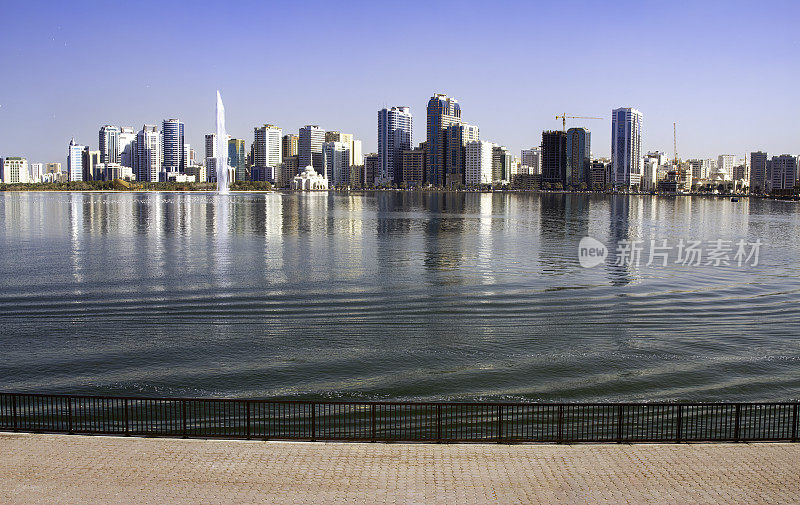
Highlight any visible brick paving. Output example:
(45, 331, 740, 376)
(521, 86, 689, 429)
(1, 433, 798, 504)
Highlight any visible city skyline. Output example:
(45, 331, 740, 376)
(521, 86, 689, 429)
(1, 0, 799, 165)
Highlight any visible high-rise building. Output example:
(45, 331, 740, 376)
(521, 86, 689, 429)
(29, 163, 43, 183)
(276, 155, 299, 188)
(364, 154, 379, 187)
(378, 106, 413, 185)
(326, 131, 362, 168)
(750, 151, 768, 192)
(491, 145, 513, 183)
(445, 122, 479, 186)
(228, 138, 247, 181)
(99, 125, 120, 164)
(298, 125, 326, 173)
(401, 147, 426, 187)
(253, 125, 282, 180)
(67, 139, 85, 182)
(465, 140, 494, 185)
(767, 155, 799, 191)
(426, 94, 461, 186)
(282, 134, 298, 158)
(134, 125, 161, 183)
(611, 107, 642, 189)
(322, 141, 351, 186)
(717, 154, 735, 180)
(541, 131, 567, 186)
(521, 148, 541, 174)
(46, 162, 61, 174)
(2, 157, 29, 183)
(205, 133, 217, 182)
(118, 127, 136, 169)
(325, 131, 352, 144)
(161, 119, 185, 175)
(82, 148, 100, 181)
(566, 127, 591, 187)
(590, 159, 610, 190)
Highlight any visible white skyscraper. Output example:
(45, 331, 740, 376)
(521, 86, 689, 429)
(465, 140, 494, 185)
(134, 125, 161, 182)
(378, 106, 413, 185)
(29, 163, 43, 183)
(67, 139, 85, 182)
(716, 154, 735, 180)
(99, 125, 120, 165)
(322, 141, 351, 186)
(611, 107, 642, 189)
(118, 127, 136, 169)
(253, 125, 283, 169)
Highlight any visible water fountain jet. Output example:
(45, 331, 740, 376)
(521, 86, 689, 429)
(215, 90, 230, 195)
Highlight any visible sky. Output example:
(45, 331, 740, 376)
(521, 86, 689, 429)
(1, 0, 799, 165)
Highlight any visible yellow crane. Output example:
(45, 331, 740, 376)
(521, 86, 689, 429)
(555, 114, 602, 132)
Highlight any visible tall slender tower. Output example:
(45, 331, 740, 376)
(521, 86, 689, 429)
(378, 106, 413, 185)
(98, 125, 120, 164)
(611, 107, 642, 189)
(298, 125, 326, 172)
(161, 118, 185, 174)
(426, 94, 461, 186)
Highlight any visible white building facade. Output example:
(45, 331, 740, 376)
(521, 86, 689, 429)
(323, 141, 351, 186)
(134, 125, 161, 182)
(67, 139, 85, 182)
(378, 106, 413, 185)
(2, 157, 30, 183)
(465, 140, 494, 185)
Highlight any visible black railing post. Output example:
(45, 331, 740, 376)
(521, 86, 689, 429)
(734, 404, 741, 442)
(370, 404, 376, 442)
(676, 405, 683, 443)
(557, 405, 564, 443)
(616, 405, 624, 443)
(67, 396, 73, 434)
(310, 402, 316, 441)
(496, 405, 503, 443)
(436, 404, 442, 443)
(12, 394, 18, 432)
(246, 401, 251, 440)
(181, 400, 187, 438)
(124, 399, 129, 436)
(792, 403, 798, 443)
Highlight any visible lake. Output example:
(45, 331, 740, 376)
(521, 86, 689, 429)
(1, 191, 799, 402)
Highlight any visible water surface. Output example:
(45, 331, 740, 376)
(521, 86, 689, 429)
(1, 191, 799, 402)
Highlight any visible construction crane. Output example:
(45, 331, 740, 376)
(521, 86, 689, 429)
(555, 114, 602, 132)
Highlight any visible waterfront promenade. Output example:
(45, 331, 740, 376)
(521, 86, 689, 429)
(2, 433, 798, 504)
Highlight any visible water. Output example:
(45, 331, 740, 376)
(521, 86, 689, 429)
(1, 191, 799, 402)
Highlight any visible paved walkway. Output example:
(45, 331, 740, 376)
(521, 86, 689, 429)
(2, 433, 799, 504)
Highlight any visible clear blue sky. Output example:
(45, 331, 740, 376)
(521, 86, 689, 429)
(1, 0, 798, 164)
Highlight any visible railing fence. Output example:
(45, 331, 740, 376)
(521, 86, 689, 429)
(1, 393, 797, 444)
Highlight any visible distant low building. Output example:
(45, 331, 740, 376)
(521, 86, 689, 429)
(511, 173, 540, 190)
(2, 157, 30, 183)
(291, 166, 328, 190)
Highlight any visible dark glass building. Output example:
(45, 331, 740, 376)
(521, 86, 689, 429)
(426, 94, 461, 186)
(541, 130, 567, 186)
(566, 127, 591, 187)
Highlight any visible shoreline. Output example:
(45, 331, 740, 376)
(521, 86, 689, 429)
(0, 188, 796, 200)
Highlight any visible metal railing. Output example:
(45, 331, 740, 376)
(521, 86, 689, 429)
(1, 393, 798, 443)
